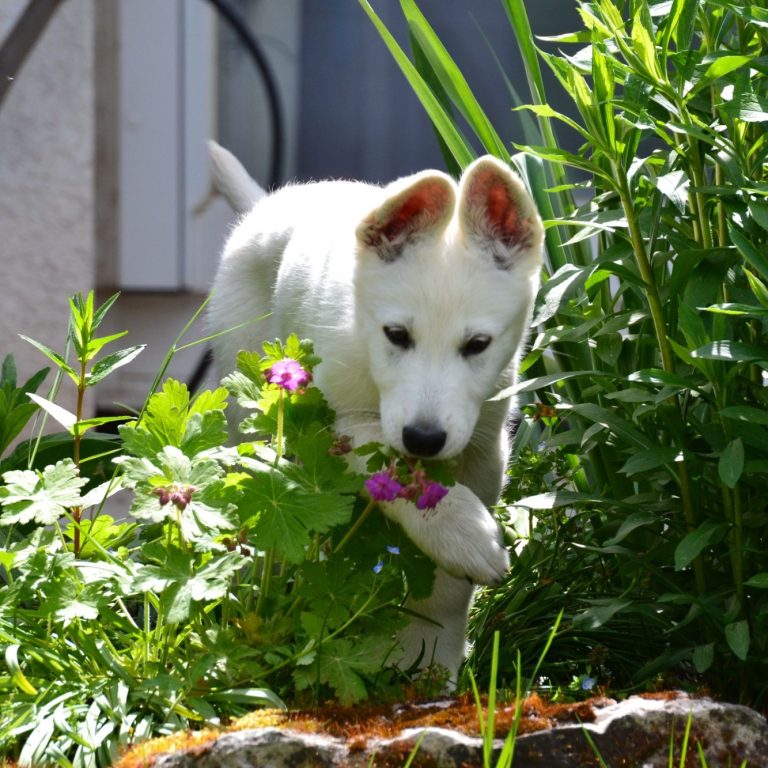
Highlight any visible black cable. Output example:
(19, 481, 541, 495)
(203, 0, 285, 189)
(187, 0, 285, 394)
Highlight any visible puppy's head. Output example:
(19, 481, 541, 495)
(354, 156, 544, 460)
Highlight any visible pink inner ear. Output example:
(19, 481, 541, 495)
(485, 180, 522, 246)
(381, 193, 431, 243)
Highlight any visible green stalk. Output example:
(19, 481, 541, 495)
(333, 499, 376, 555)
(71, 359, 88, 557)
(614, 160, 708, 597)
(613, 162, 673, 374)
(255, 547, 276, 618)
(274, 389, 285, 465)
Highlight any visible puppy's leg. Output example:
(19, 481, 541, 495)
(398, 569, 476, 685)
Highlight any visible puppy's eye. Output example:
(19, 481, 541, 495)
(462, 334, 492, 357)
(383, 325, 412, 349)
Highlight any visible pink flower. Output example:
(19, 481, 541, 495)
(265, 358, 311, 392)
(365, 471, 403, 502)
(416, 481, 449, 510)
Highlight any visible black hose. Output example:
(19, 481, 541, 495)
(187, 0, 285, 394)
(203, 0, 285, 189)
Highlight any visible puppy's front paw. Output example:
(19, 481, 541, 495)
(455, 532, 510, 586)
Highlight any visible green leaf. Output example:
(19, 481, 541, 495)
(690, 55, 752, 98)
(493, 369, 603, 400)
(745, 573, 768, 588)
(692, 643, 714, 673)
(691, 341, 768, 364)
(297, 636, 392, 704)
(631, 5, 661, 81)
(719, 438, 745, 488)
(724, 620, 750, 661)
(400, 0, 508, 160)
(605, 510, 657, 545)
(0, 459, 87, 526)
(652, 169, 689, 214)
(513, 144, 613, 182)
(729, 223, 768, 280)
(87, 345, 145, 385)
(570, 403, 654, 449)
(85, 331, 129, 361)
(27, 393, 77, 431)
(241, 471, 354, 563)
(358, 0, 474, 168)
(620, 447, 681, 476)
(5, 645, 38, 695)
(744, 269, 768, 309)
(515, 490, 605, 510)
(19, 335, 78, 383)
(674, 521, 724, 571)
(573, 598, 632, 630)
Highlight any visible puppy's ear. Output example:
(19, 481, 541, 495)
(356, 172, 455, 262)
(459, 156, 543, 271)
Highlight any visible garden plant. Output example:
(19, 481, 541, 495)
(0, 292, 454, 766)
(362, 0, 768, 706)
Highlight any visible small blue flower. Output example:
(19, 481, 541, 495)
(581, 676, 596, 691)
(373, 560, 384, 574)
(386, 545, 400, 555)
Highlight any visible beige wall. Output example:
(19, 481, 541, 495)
(0, 0, 95, 400)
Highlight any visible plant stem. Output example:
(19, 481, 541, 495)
(71, 361, 87, 556)
(614, 162, 709, 597)
(613, 162, 673, 374)
(333, 499, 376, 555)
(275, 389, 284, 465)
(255, 547, 276, 617)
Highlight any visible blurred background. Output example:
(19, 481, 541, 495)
(0, 0, 579, 420)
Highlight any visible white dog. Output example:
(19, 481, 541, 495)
(207, 143, 543, 683)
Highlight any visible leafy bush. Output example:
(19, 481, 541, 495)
(363, 0, 768, 704)
(0, 293, 444, 766)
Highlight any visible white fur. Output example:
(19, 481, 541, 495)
(207, 143, 543, 683)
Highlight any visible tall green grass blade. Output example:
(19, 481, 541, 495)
(400, 0, 509, 161)
(358, 0, 475, 168)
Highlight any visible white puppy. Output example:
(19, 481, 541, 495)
(207, 143, 543, 682)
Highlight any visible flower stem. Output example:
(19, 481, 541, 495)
(333, 499, 376, 555)
(274, 389, 285, 465)
(255, 547, 276, 617)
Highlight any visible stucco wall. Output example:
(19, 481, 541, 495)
(0, 0, 95, 398)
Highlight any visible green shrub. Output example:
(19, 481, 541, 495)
(0, 293, 442, 766)
(363, 0, 768, 704)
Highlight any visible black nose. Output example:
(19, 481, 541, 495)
(402, 424, 447, 457)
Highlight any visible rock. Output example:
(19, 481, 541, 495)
(117, 693, 768, 768)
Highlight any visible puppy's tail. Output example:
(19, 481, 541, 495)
(208, 140, 267, 214)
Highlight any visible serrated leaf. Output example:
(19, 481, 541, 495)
(0, 459, 87, 525)
(725, 620, 750, 661)
(241, 471, 354, 563)
(307, 636, 392, 704)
